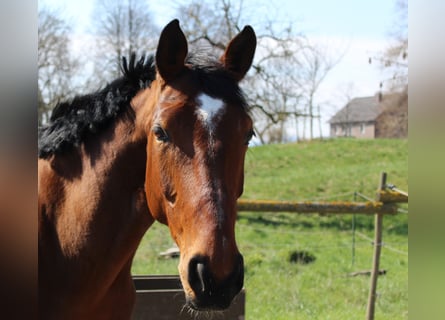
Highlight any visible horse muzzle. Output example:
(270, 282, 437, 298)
(185, 254, 244, 310)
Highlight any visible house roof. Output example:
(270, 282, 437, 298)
(329, 96, 381, 124)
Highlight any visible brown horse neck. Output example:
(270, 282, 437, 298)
(38, 112, 153, 318)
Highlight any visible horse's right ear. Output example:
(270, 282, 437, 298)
(220, 25, 256, 82)
(155, 19, 188, 82)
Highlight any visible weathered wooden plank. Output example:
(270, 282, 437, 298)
(133, 275, 182, 291)
(237, 199, 398, 214)
(377, 190, 408, 203)
(132, 275, 245, 320)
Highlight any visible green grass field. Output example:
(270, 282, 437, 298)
(132, 138, 408, 319)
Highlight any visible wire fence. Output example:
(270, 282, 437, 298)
(236, 172, 408, 320)
(238, 218, 408, 259)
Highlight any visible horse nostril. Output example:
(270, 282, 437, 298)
(188, 256, 210, 295)
(196, 262, 206, 293)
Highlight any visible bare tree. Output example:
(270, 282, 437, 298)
(176, 0, 341, 143)
(371, 0, 407, 91)
(296, 43, 343, 140)
(370, 0, 408, 137)
(92, 0, 159, 83)
(177, 0, 246, 50)
(38, 8, 79, 125)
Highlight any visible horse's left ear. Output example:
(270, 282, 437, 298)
(156, 19, 188, 82)
(220, 26, 257, 82)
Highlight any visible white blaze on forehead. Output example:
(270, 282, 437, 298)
(195, 93, 226, 132)
(195, 95, 227, 227)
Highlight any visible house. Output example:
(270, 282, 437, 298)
(329, 95, 382, 139)
(329, 92, 408, 139)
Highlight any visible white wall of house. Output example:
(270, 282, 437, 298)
(330, 122, 375, 138)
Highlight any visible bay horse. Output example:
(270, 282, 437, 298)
(38, 19, 256, 319)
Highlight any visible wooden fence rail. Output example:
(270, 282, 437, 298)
(237, 198, 398, 214)
(377, 190, 408, 203)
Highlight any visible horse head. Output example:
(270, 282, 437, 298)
(141, 20, 256, 310)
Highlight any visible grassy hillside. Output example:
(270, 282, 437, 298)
(243, 138, 408, 201)
(132, 138, 408, 319)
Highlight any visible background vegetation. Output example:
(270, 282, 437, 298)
(132, 138, 408, 319)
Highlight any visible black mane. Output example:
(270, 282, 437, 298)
(38, 54, 155, 159)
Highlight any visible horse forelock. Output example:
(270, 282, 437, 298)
(185, 52, 249, 112)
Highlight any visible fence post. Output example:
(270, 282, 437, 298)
(366, 172, 386, 320)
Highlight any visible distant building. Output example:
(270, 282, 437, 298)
(329, 96, 382, 139)
(329, 92, 407, 139)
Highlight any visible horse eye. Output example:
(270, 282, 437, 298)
(245, 129, 255, 146)
(153, 125, 170, 142)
